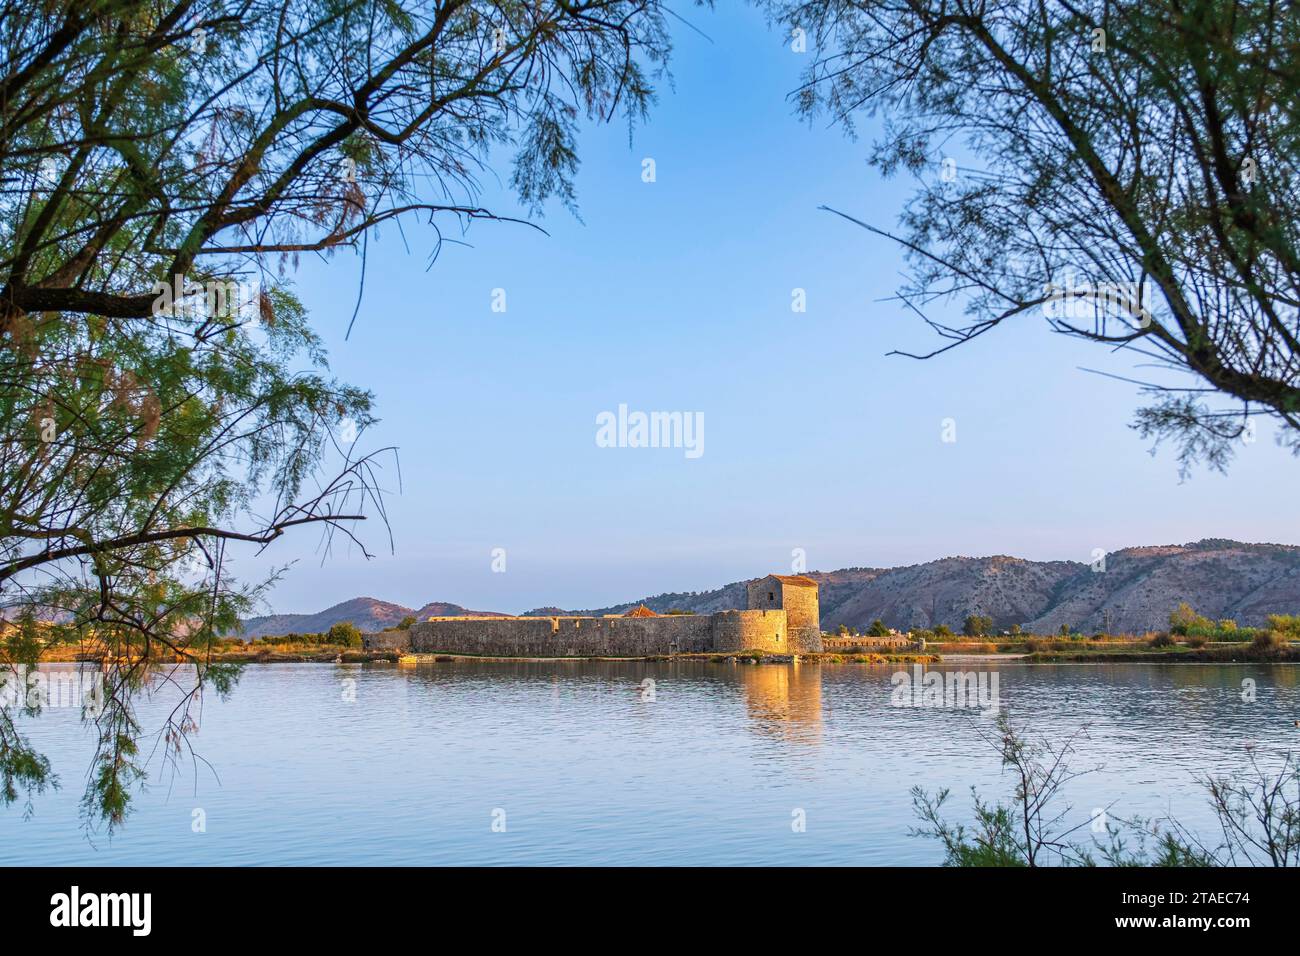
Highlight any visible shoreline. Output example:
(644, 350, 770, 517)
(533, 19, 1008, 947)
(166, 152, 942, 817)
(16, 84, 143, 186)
(23, 649, 1300, 665)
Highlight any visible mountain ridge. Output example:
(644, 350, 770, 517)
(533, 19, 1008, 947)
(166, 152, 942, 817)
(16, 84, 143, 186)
(239, 596, 510, 638)
(238, 539, 1300, 637)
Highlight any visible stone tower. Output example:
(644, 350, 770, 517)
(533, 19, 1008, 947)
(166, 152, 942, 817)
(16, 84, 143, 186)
(746, 574, 822, 653)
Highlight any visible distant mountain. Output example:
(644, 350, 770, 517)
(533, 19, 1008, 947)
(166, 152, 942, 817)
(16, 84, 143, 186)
(240, 540, 1300, 637)
(571, 540, 1300, 634)
(1017, 540, 1300, 634)
(412, 600, 509, 620)
(238, 597, 507, 639)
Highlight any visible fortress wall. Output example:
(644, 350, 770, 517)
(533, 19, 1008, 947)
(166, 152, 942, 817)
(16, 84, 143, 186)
(409, 617, 557, 655)
(552, 614, 715, 655)
(711, 609, 788, 653)
(787, 625, 823, 654)
(363, 630, 408, 650)
(409, 613, 715, 657)
(780, 586, 820, 633)
(748, 579, 782, 611)
(393, 600, 815, 657)
(779, 586, 822, 653)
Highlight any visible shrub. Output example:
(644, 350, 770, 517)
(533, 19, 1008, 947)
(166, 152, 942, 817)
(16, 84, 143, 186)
(1149, 633, 1175, 648)
(1266, 614, 1300, 639)
(1169, 602, 1213, 636)
(934, 624, 953, 638)
(1252, 632, 1283, 654)
(1187, 635, 1209, 648)
(1024, 637, 1043, 653)
(252, 631, 336, 646)
(397, 615, 417, 630)
(327, 621, 363, 648)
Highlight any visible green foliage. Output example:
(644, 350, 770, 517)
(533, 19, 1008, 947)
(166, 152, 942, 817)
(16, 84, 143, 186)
(252, 631, 336, 647)
(1267, 614, 1300, 638)
(910, 715, 1097, 866)
(913, 715, 1300, 867)
(397, 615, 417, 630)
(933, 624, 953, 638)
(0, 726, 55, 813)
(911, 786, 1027, 867)
(760, 0, 1300, 472)
(962, 614, 993, 637)
(1170, 604, 1263, 641)
(1251, 631, 1283, 654)
(867, 619, 890, 637)
(251, 624, 364, 647)
(1, 0, 672, 832)
(911, 715, 1217, 867)
(1169, 602, 1213, 636)
(327, 622, 363, 648)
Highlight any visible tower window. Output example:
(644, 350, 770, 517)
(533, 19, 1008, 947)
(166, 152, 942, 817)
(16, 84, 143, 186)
(768, 592, 774, 602)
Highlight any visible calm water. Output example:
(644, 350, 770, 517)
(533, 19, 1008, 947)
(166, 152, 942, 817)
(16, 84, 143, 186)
(2, 661, 1298, 865)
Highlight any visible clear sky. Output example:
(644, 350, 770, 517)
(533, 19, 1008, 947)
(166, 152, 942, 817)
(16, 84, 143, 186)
(230, 5, 1300, 615)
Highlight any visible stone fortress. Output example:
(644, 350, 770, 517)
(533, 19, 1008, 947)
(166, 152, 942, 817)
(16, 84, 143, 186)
(364, 574, 823, 657)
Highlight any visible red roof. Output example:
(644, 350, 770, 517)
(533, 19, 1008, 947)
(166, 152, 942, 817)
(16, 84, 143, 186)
(624, 604, 659, 617)
(768, 574, 818, 588)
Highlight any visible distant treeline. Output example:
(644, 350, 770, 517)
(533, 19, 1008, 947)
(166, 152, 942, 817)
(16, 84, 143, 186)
(236, 621, 368, 647)
(832, 607, 1300, 643)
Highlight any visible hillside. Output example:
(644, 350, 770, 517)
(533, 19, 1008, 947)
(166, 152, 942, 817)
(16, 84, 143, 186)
(568, 540, 1300, 633)
(240, 540, 1300, 637)
(239, 597, 507, 638)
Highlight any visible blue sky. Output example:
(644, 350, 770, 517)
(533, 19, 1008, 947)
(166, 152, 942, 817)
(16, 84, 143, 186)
(232, 5, 1300, 615)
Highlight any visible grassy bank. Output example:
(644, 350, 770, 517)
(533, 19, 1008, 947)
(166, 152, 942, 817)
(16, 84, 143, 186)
(922, 631, 1300, 662)
(17, 643, 937, 665)
(19, 637, 1294, 666)
(19, 642, 400, 664)
(1021, 644, 1300, 663)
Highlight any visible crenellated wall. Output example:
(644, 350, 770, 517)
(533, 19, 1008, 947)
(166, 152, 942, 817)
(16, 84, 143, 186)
(360, 573, 824, 657)
(365, 630, 409, 650)
(406, 613, 720, 657)
(710, 609, 788, 653)
(390, 608, 789, 657)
